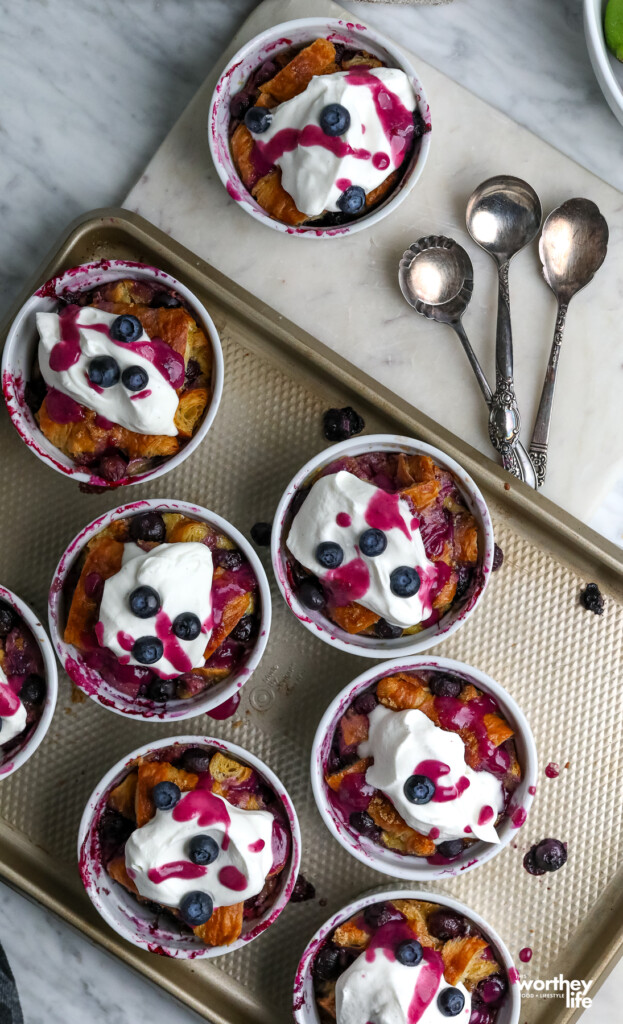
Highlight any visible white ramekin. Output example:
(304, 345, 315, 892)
(1, 259, 224, 487)
(0, 584, 58, 779)
(208, 17, 431, 237)
(78, 735, 301, 958)
(293, 888, 520, 1024)
(271, 434, 494, 658)
(311, 656, 537, 880)
(48, 499, 271, 720)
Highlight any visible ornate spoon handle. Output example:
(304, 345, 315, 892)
(529, 300, 569, 487)
(488, 261, 523, 472)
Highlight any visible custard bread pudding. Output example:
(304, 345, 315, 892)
(27, 277, 213, 483)
(229, 38, 429, 227)
(0, 600, 47, 765)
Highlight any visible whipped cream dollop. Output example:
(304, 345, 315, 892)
(249, 68, 416, 217)
(336, 944, 471, 1024)
(36, 307, 180, 435)
(125, 787, 274, 908)
(287, 470, 438, 628)
(0, 663, 27, 747)
(359, 706, 504, 844)
(97, 542, 213, 679)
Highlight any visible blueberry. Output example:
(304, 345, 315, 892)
(396, 939, 423, 966)
(229, 91, 251, 120)
(188, 834, 219, 865)
(0, 604, 16, 637)
(337, 186, 366, 215)
(390, 566, 420, 598)
(492, 544, 504, 572)
(172, 612, 201, 641)
(438, 987, 465, 1016)
(437, 840, 464, 859)
(476, 974, 507, 1006)
(244, 107, 272, 133)
(121, 366, 149, 392)
(454, 566, 472, 601)
(316, 542, 343, 569)
(147, 678, 176, 702)
(110, 315, 142, 342)
(88, 356, 120, 388)
(152, 291, 181, 309)
(349, 811, 381, 839)
(359, 528, 387, 557)
(152, 781, 181, 810)
(533, 838, 567, 873)
(19, 674, 46, 705)
(98, 453, 127, 482)
(230, 615, 254, 643)
(129, 586, 161, 618)
(353, 690, 378, 714)
(374, 618, 403, 639)
(213, 549, 243, 571)
(290, 874, 316, 903)
(132, 636, 163, 664)
(179, 890, 213, 927)
(250, 522, 272, 547)
(429, 674, 463, 698)
(427, 910, 465, 942)
(404, 774, 435, 804)
(322, 406, 365, 442)
(129, 512, 166, 543)
(181, 747, 212, 773)
(580, 582, 604, 615)
(319, 103, 351, 136)
(296, 578, 326, 611)
(313, 944, 341, 981)
(363, 902, 396, 929)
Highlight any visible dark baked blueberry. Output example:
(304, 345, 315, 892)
(363, 902, 399, 929)
(316, 542, 343, 569)
(152, 781, 181, 810)
(121, 366, 149, 392)
(322, 406, 365, 442)
(213, 548, 243, 571)
(476, 974, 507, 1006)
(88, 356, 120, 388)
(188, 834, 219, 865)
(429, 674, 463, 698)
(132, 636, 163, 665)
(250, 522, 272, 547)
(244, 107, 272, 133)
(437, 840, 464, 859)
(353, 690, 378, 714)
(337, 185, 366, 214)
(229, 91, 251, 120)
(396, 939, 422, 966)
(390, 566, 420, 598)
(296, 578, 326, 611)
(320, 103, 351, 136)
(147, 678, 176, 702)
(374, 618, 403, 639)
(579, 582, 604, 615)
(180, 747, 212, 773)
(152, 291, 181, 308)
(492, 544, 504, 572)
(230, 615, 255, 643)
(349, 811, 381, 839)
(290, 873, 316, 903)
(404, 774, 435, 804)
(533, 837, 567, 873)
(359, 528, 387, 557)
(427, 910, 465, 942)
(110, 315, 142, 342)
(172, 612, 201, 641)
(0, 604, 16, 637)
(129, 512, 166, 543)
(98, 453, 127, 482)
(454, 566, 472, 601)
(179, 891, 213, 926)
(313, 944, 341, 981)
(24, 375, 47, 414)
(19, 674, 46, 705)
(129, 586, 160, 619)
(438, 987, 465, 1016)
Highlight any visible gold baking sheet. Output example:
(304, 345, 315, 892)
(0, 210, 621, 1024)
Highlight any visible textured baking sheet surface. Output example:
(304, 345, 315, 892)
(0, 213, 621, 1024)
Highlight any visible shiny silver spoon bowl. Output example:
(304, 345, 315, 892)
(399, 235, 537, 486)
(466, 176, 542, 480)
(529, 198, 608, 486)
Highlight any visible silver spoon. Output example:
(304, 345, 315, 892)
(399, 235, 537, 486)
(466, 175, 542, 481)
(529, 198, 608, 487)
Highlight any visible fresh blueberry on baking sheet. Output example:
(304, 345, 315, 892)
(359, 528, 387, 557)
(129, 586, 161, 619)
(152, 781, 181, 810)
(244, 106, 272, 133)
(172, 612, 201, 641)
(320, 103, 351, 136)
(322, 406, 365, 442)
(390, 566, 420, 597)
(316, 541, 344, 569)
(250, 522, 272, 547)
(404, 774, 435, 804)
(337, 185, 366, 214)
(132, 635, 164, 664)
(121, 365, 149, 392)
(188, 834, 219, 865)
(179, 890, 213, 926)
(88, 356, 120, 388)
(110, 314, 142, 342)
(579, 582, 604, 615)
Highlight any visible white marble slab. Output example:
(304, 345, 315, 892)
(123, 0, 623, 528)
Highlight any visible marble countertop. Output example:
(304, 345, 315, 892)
(0, 0, 620, 1021)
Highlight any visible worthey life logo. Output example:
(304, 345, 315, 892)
(518, 974, 593, 1009)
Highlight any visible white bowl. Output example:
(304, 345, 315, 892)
(311, 656, 537, 880)
(48, 499, 271, 720)
(78, 735, 301, 958)
(208, 16, 431, 237)
(584, 0, 623, 126)
(293, 888, 520, 1024)
(271, 434, 494, 658)
(1, 259, 224, 488)
(0, 584, 58, 779)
